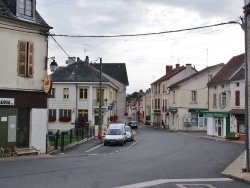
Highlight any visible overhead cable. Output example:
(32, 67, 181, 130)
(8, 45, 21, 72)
(49, 21, 241, 38)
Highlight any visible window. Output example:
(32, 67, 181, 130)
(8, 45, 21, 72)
(208, 74, 213, 81)
(50, 88, 55, 98)
(48, 109, 56, 122)
(96, 89, 104, 102)
(78, 109, 88, 122)
(63, 88, 69, 99)
(220, 92, 226, 107)
(213, 93, 217, 107)
(162, 84, 165, 94)
(173, 91, 175, 104)
(236, 82, 240, 87)
(157, 99, 160, 109)
(17, 41, 34, 77)
(79, 88, 88, 99)
(191, 91, 197, 103)
(19, 0, 33, 17)
(59, 109, 71, 122)
(154, 99, 157, 109)
(191, 113, 198, 126)
(235, 91, 240, 106)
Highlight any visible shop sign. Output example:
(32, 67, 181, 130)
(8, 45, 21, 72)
(170, 108, 178, 113)
(204, 112, 228, 117)
(43, 75, 52, 93)
(188, 108, 208, 113)
(0, 98, 14, 105)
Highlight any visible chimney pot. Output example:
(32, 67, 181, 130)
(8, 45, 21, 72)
(176, 64, 180, 69)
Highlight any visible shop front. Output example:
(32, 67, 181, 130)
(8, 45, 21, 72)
(205, 111, 229, 138)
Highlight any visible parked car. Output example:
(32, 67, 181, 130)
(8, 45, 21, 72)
(128, 121, 138, 129)
(125, 126, 134, 141)
(103, 123, 126, 146)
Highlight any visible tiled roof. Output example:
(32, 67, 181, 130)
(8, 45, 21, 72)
(151, 66, 188, 84)
(207, 53, 245, 85)
(51, 60, 111, 83)
(92, 63, 129, 86)
(0, 0, 51, 29)
(169, 63, 224, 88)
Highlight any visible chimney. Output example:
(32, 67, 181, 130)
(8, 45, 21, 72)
(65, 57, 76, 65)
(85, 56, 89, 64)
(176, 64, 180, 69)
(166, 65, 173, 74)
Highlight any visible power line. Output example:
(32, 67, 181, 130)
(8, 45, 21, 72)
(49, 21, 241, 38)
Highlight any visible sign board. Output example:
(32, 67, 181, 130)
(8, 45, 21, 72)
(43, 75, 52, 93)
(108, 105, 112, 110)
(0, 98, 14, 105)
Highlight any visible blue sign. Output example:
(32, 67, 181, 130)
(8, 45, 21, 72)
(108, 105, 112, 110)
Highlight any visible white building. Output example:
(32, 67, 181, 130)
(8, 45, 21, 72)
(0, 0, 51, 153)
(48, 57, 129, 137)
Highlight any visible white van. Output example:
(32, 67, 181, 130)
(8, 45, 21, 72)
(103, 123, 126, 146)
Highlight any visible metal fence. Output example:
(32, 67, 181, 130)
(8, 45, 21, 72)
(46, 123, 94, 154)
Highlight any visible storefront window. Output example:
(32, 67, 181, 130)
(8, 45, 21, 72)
(191, 113, 198, 126)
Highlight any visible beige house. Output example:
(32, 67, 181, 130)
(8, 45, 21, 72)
(206, 54, 245, 139)
(151, 64, 197, 128)
(168, 63, 224, 131)
(0, 0, 52, 153)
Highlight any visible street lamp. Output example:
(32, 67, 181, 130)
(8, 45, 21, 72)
(98, 57, 103, 140)
(45, 57, 58, 72)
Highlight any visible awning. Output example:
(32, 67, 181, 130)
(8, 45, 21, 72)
(170, 108, 178, 113)
(188, 108, 208, 113)
(204, 111, 228, 117)
(228, 109, 245, 115)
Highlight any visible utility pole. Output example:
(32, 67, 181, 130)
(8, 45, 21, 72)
(98, 57, 103, 140)
(244, 1, 250, 172)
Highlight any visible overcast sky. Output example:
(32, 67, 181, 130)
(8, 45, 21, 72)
(37, 0, 245, 94)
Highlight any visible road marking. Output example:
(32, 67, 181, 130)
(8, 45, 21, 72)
(114, 178, 232, 188)
(84, 143, 103, 152)
(176, 184, 216, 188)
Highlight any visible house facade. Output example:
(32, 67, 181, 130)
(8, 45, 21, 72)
(151, 64, 197, 128)
(206, 54, 245, 139)
(48, 57, 128, 137)
(0, 0, 51, 153)
(168, 63, 224, 131)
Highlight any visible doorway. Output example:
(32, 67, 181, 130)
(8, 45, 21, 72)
(17, 109, 30, 148)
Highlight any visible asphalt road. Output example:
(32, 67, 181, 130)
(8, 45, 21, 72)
(0, 124, 249, 188)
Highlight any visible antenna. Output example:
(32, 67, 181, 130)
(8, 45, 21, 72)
(207, 48, 208, 67)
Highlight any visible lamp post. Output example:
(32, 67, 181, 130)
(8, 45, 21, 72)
(244, 1, 250, 172)
(45, 57, 58, 72)
(98, 57, 103, 140)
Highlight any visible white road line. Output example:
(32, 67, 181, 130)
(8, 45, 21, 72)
(114, 178, 232, 188)
(84, 143, 103, 152)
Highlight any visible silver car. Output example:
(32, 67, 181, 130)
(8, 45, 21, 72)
(125, 126, 134, 141)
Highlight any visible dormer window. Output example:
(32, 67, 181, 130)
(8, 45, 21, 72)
(17, 0, 35, 20)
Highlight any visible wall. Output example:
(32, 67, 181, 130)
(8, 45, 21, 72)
(30, 108, 47, 153)
(0, 20, 47, 91)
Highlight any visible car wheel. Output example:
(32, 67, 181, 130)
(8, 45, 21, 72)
(120, 141, 123, 146)
(104, 143, 107, 146)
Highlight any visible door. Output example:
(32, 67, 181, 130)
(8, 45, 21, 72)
(17, 108, 30, 148)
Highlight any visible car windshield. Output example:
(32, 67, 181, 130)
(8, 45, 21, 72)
(125, 127, 131, 132)
(107, 129, 121, 135)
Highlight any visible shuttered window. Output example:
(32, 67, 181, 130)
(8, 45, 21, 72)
(17, 41, 34, 77)
(235, 91, 240, 106)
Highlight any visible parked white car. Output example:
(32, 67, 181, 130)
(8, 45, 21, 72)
(103, 123, 126, 146)
(125, 126, 134, 141)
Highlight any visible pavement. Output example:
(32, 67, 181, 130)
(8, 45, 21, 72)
(0, 130, 250, 185)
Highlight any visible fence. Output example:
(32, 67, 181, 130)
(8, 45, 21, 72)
(46, 123, 94, 154)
